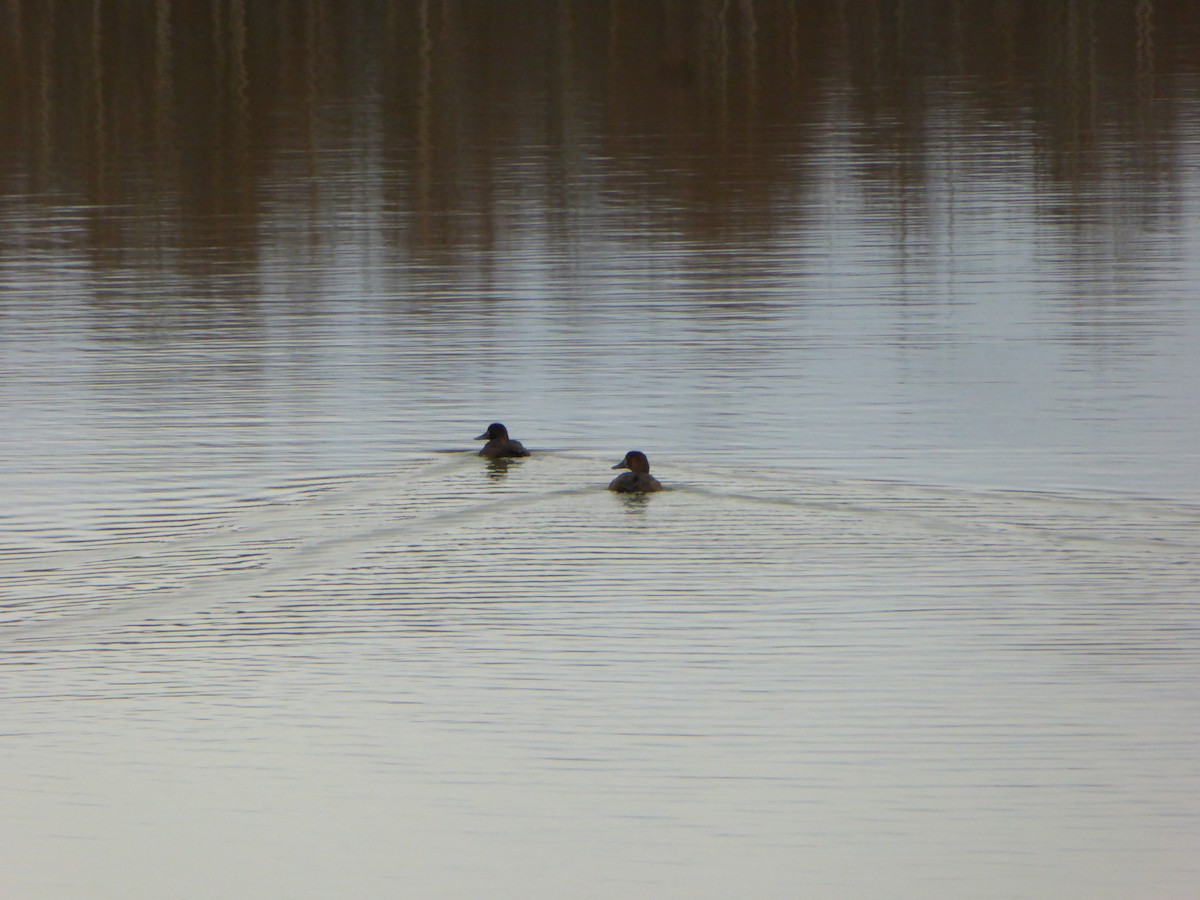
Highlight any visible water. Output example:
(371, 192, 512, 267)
(2, 3, 1200, 898)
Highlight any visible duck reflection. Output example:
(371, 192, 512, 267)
(616, 491, 653, 514)
(483, 456, 523, 480)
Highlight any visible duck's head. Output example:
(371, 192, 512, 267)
(612, 450, 651, 473)
(476, 423, 509, 441)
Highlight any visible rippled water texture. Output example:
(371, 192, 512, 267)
(2, 3, 1199, 898)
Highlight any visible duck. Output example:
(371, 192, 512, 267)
(475, 423, 530, 459)
(608, 450, 663, 493)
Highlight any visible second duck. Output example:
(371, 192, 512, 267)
(475, 422, 530, 459)
(609, 450, 663, 493)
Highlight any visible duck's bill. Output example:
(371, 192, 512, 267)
(475, 432, 490, 440)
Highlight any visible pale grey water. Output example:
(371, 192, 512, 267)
(3, 3, 1200, 898)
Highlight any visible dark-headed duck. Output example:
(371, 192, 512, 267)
(608, 450, 663, 493)
(475, 423, 530, 459)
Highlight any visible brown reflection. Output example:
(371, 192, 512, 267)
(0, 0, 1197, 294)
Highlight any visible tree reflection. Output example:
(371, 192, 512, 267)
(0, 0, 1195, 295)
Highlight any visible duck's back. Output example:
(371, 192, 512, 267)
(480, 438, 529, 459)
(608, 471, 662, 493)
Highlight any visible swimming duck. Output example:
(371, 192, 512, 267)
(475, 422, 530, 459)
(608, 450, 663, 493)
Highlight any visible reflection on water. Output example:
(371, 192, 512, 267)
(3, 1, 1198, 275)
(2, 3, 1200, 898)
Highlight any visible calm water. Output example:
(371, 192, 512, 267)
(3, 3, 1200, 898)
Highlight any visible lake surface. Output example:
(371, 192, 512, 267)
(2, 3, 1199, 897)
